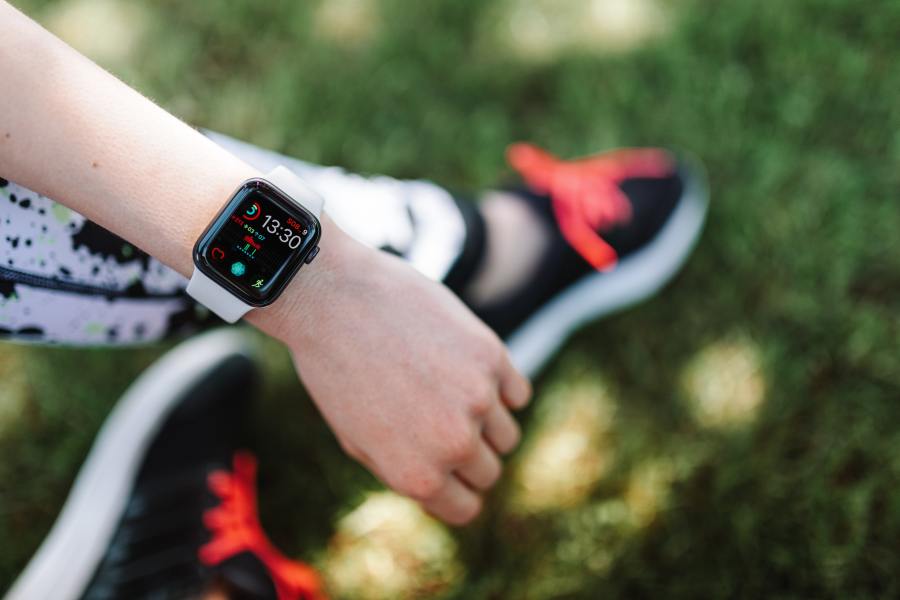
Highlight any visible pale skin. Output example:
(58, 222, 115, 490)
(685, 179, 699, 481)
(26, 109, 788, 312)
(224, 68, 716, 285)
(0, 2, 531, 527)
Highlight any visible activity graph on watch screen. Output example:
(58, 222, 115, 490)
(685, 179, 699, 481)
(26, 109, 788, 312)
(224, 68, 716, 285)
(199, 185, 318, 303)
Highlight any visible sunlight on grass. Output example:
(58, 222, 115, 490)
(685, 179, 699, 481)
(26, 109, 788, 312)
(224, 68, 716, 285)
(314, 0, 381, 49)
(622, 457, 678, 526)
(682, 336, 767, 429)
(43, 0, 150, 66)
(510, 374, 616, 513)
(209, 85, 282, 148)
(322, 491, 462, 600)
(519, 455, 686, 594)
(486, 0, 670, 62)
(0, 347, 29, 439)
(551, 498, 632, 581)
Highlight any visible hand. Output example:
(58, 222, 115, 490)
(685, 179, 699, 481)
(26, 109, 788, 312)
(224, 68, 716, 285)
(252, 221, 532, 524)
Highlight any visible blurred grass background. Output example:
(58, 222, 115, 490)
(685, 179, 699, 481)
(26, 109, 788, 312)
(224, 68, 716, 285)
(3, 0, 900, 597)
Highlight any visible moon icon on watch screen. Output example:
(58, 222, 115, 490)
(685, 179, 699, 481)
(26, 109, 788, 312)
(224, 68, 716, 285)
(244, 202, 261, 221)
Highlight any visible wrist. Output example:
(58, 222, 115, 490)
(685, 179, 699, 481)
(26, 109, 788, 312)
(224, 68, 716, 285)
(188, 164, 343, 329)
(244, 213, 363, 341)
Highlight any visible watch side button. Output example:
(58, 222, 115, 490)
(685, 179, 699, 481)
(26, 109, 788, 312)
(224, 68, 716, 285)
(304, 246, 320, 264)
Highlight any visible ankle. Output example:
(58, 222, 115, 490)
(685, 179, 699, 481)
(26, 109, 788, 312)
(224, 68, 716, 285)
(463, 191, 552, 306)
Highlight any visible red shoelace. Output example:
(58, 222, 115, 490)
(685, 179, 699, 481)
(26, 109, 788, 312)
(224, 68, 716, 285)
(199, 452, 327, 600)
(507, 143, 675, 271)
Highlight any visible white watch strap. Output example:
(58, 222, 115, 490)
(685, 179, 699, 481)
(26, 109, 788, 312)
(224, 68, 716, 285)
(266, 165, 324, 217)
(186, 269, 252, 323)
(186, 165, 323, 323)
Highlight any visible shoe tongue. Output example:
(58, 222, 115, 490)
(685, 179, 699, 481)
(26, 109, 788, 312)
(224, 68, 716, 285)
(215, 552, 280, 600)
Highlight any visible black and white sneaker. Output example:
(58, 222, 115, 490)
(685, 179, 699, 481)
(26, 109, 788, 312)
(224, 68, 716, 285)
(5, 329, 325, 600)
(455, 143, 708, 378)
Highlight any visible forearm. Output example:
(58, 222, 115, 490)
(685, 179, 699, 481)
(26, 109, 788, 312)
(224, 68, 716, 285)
(0, 0, 351, 335)
(0, 2, 260, 277)
(0, 2, 357, 337)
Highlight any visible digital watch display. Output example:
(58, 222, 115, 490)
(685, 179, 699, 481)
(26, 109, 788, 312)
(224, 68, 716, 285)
(192, 177, 321, 308)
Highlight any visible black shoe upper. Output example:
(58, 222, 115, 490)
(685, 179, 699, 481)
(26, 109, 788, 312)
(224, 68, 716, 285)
(79, 354, 275, 600)
(467, 165, 686, 339)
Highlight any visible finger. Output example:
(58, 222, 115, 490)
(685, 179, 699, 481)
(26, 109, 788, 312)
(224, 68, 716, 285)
(482, 403, 521, 455)
(497, 349, 532, 410)
(455, 439, 502, 491)
(422, 475, 483, 526)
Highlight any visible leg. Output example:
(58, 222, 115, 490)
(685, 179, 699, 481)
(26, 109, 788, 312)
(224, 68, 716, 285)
(0, 176, 214, 344)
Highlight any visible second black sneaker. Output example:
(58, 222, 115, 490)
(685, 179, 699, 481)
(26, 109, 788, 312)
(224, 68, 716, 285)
(5, 329, 325, 600)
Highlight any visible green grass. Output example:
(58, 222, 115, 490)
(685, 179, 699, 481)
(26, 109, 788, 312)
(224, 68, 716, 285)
(3, 0, 900, 597)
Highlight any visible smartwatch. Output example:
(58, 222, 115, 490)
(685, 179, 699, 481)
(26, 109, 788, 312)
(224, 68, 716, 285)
(188, 166, 323, 323)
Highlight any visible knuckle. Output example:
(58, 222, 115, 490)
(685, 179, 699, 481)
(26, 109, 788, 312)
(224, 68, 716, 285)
(442, 427, 480, 464)
(394, 467, 445, 502)
(468, 387, 494, 418)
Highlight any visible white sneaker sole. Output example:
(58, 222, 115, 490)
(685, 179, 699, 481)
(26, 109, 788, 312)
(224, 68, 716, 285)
(5, 329, 255, 600)
(506, 165, 709, 379)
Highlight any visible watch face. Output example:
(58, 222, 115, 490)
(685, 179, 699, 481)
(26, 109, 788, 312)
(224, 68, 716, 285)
(193, 179, 321, 307)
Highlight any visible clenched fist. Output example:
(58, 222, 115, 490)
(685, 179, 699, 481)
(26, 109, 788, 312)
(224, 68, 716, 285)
(252, 218, 531, 524)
